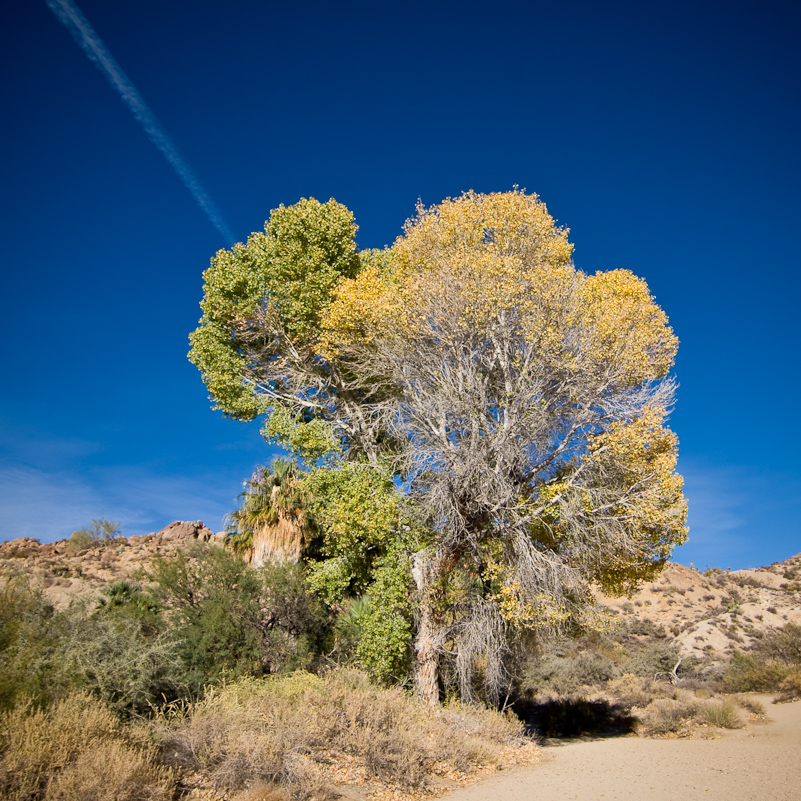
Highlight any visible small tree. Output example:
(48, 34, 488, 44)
(226, 459, 312, 566)
(189, 190, 687, 705)
(68, 519, 121, 554)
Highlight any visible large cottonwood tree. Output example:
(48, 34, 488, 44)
(189, 190, 687, 705)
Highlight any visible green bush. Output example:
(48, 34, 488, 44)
(67, 519, 121, 555)
(58, 607, 184, 715)
(0, 575, 75, 710)
(150, 544, 324, 695)
(0, 573, 186, 715)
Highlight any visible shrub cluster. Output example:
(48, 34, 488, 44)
(723, 622, 801, 699)
(1, 541, 537, 800)
(157, 669, 528, 798)
(0, 543, 323, 716)
(0, 692, 173, 801)
(515, 614, 783, 738)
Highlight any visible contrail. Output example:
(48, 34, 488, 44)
(46, 0, 235, 246)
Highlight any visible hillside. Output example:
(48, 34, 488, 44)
(0, 521, 223, 609)
(599, 559, 801, 666)
(3, 524, 800, 669)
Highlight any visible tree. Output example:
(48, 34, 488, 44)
(189, 189, 687, 705)
(226, 459, 313, 566)
(150, 543, 322, 691)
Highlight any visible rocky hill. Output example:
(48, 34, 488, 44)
(0, 521, 223, 609)
(2, 525, 800, 667)
(599, 558, 801, 665)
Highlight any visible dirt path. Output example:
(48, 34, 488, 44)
(443, 697, 801, 801)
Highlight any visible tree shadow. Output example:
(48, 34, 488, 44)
(512, 696, 637, 742)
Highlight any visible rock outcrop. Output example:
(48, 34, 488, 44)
(0, 521, 225, 609)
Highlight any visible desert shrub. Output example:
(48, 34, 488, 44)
(67, 519, 121, 555)
(775, 671, 801, 702)
(625, 618, 668, 638)
(0, 575, 80, 710)
(159, 669, 526, 797)
(700, 698, 743, 729)
(722, 653, 792, 692)
(0, 573, 185, 716)
(58, 606, 184, 715)
(757, 622, 801, 663)
(733, 695, 765, 715)
(150, 544, 324, 695)
(605, 673, 658, 708)
(722, 624, 801, 693)
(636, 695, 698, 736)
(525, 649, 621, 696)
(0, 692, 173, 801)
(623, 642, 683, 679)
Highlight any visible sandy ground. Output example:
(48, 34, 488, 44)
(443, 697, 801, 801)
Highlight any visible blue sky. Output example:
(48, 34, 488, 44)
(1, 0, 799, 569)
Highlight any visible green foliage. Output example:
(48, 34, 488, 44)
(67, 518, 121, 555)
(295, 461, 421, 682)
(97, 580, 163, 635)
(261, 403, 339, 465)
(303, 462, 401, 603)
(150, 543, 322, 693)
(188, 197, 361, 420)
(2, 544, 326, 718)
(0, 575, 67, 710)
(58, 605, 183, 715)
(0, 575, 180, 716)
(354, 542, 416, 683)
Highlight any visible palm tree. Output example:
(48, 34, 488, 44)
(225, 459, 312, 566)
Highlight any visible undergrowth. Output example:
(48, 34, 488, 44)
(0, 692, 173, 801)
(157, 669, 530, 799)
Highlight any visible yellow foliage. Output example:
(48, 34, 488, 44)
(322, 189, 576, 348)
(587, 407, 688, 592)
(322, 191, 677, 394)
(579, 269, 678, 383)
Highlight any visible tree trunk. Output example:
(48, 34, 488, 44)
(415, 590, 441, 707)
(412, 551, 442, 707)
(251, 514, 304, 567)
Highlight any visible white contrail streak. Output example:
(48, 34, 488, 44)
(46, 0, 236, 246)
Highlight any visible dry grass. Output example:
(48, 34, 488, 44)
(700, 698, 744, 729)
(634, 691, 756, 736)
(775, 671, 801, 702)
(635, 695, 700, 736)
(0, 692, 173, 801)
(157, 669, 536, 799)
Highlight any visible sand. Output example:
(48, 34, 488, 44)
(443, 697, 801, 801)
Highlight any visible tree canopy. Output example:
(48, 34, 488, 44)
(189, 189, 687, 705)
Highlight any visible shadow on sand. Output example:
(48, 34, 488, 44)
(512, 697, 637, 742)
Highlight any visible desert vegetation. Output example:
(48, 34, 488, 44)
(3, 191, 798, 798)
(0, 536, 538, 801)
(3, 527, 801, 799)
